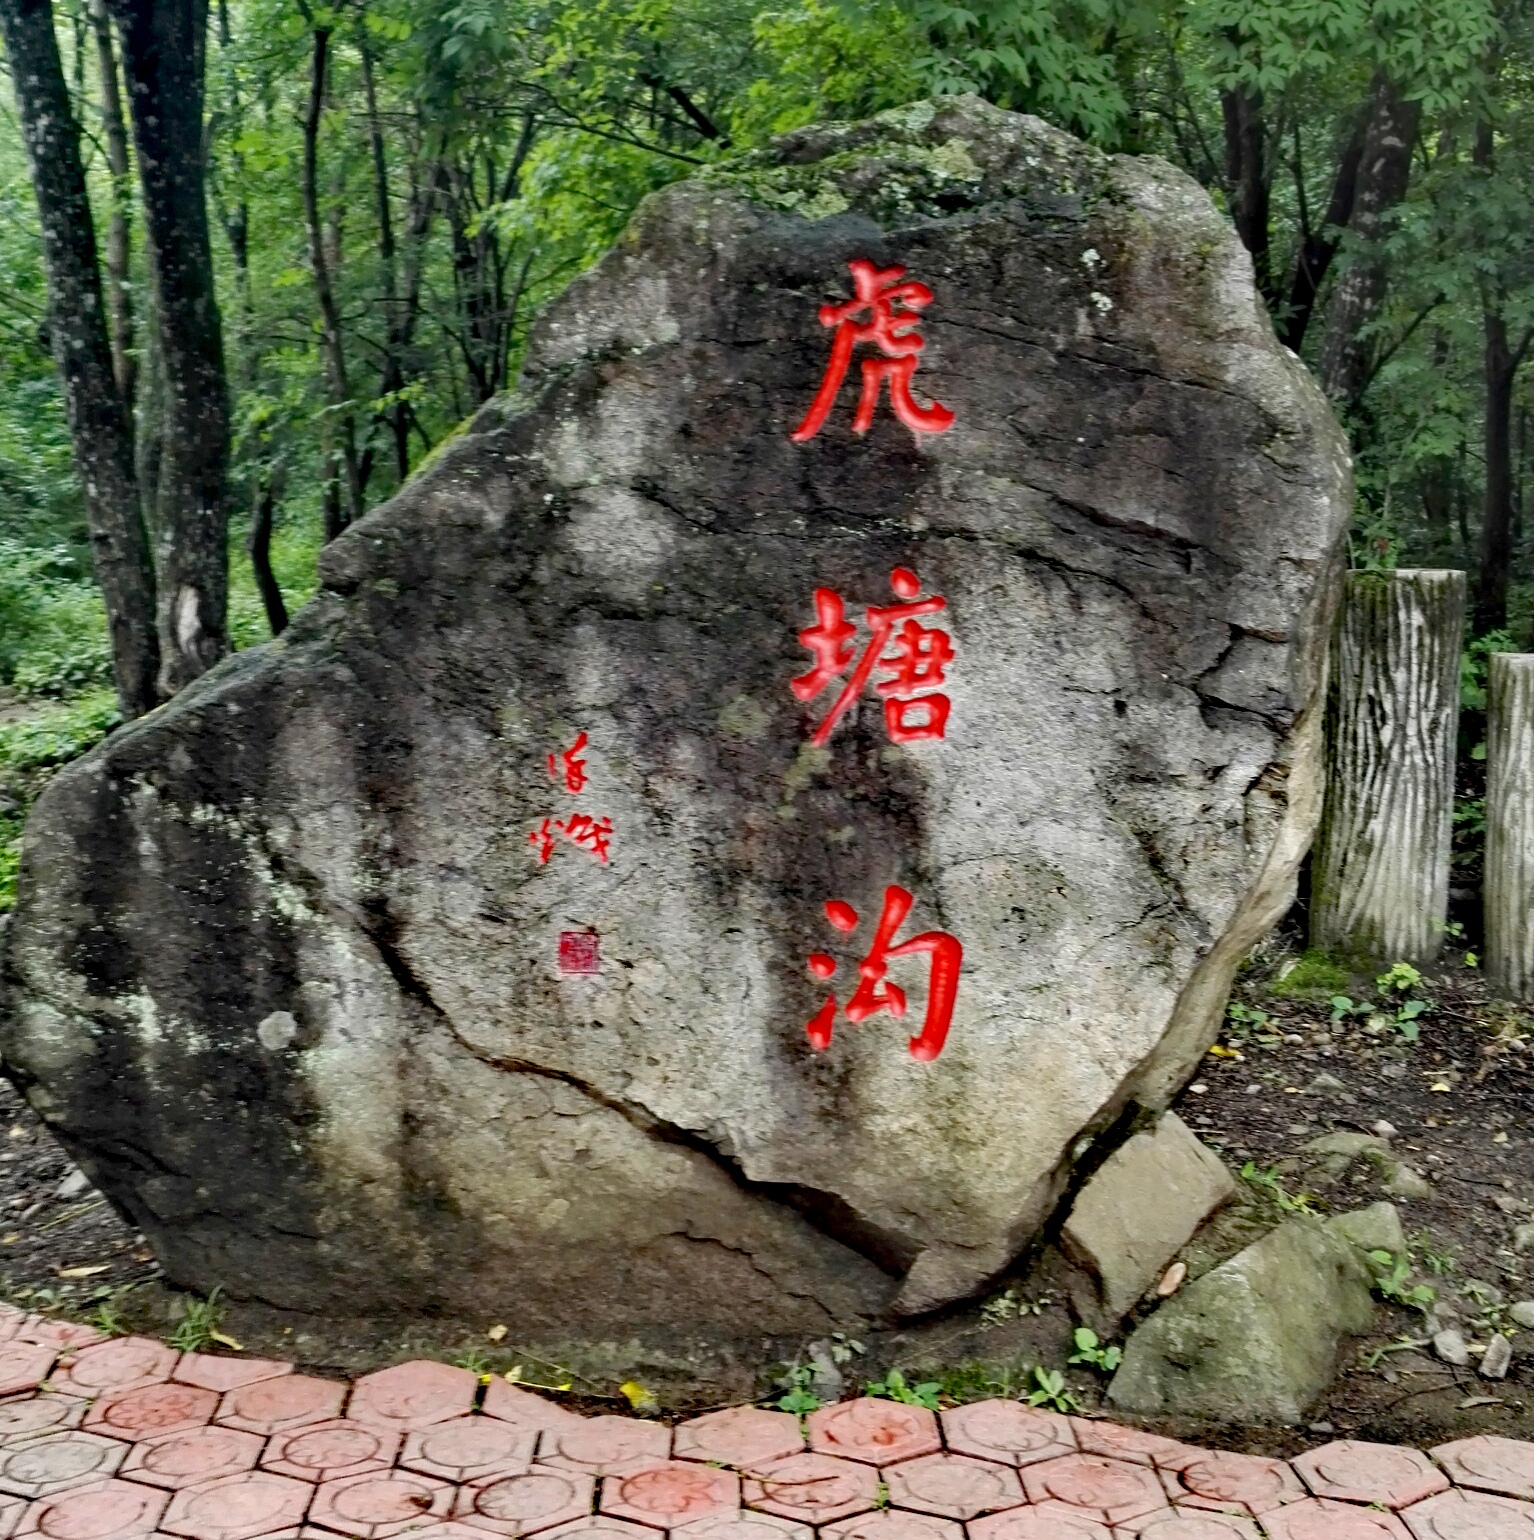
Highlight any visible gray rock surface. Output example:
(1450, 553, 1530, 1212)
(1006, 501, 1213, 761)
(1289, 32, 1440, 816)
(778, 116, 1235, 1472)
(1481, 1335, 1513, 1379)
(1510, 1301, 1534, 1329)
(1325, 1201, 1407, 1260)
(1434, 1328, 1471, 1366)
(0, 97, 1350, 1332)
(1292, 1132, 1431, 1201)
(1062, 1112, 1237, 1324)
(1108, 1219, 1375, 1422)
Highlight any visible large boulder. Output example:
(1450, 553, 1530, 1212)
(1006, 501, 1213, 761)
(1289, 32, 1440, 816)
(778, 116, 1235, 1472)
(0, 96, 1350, 1334)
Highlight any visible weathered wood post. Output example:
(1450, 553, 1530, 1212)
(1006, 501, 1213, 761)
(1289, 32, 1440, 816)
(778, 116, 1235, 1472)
(1311, 569, 1465, 964)
(1486, 654, 1534, 998)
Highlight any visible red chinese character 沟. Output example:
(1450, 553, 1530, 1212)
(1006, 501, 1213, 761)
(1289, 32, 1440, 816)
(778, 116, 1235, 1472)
(548, 732, 589, 794)
(791, 259, 955, 442)
(804, 885, 963, 1061)
(793, 567, 953, 746)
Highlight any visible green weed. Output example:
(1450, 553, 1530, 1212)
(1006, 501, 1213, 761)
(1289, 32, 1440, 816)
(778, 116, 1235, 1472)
(865, 1367, 941, 1409)
(1024, 1367, 1080, 1414)
(167, 1288, 227, 1353)
(1067, 1328, 1122, 1373)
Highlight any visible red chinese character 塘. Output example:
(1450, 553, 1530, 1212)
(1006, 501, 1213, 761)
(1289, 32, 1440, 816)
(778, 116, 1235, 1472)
(793, 567, 953, 746)
(548, 732, 589, 794)
(805, 885, 963, 1061)
(792, 259, 954, 441)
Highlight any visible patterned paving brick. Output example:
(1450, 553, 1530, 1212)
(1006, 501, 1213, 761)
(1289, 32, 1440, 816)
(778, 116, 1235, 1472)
(85, 1384, 218, 1444)
(672, 1511, 812, 1540)
(881, 1452, 1024, 1520)
(0, 1307, 28, 1344)
(401, 1415, 538, 1483)
(969, 1501, 1114, 1540)
(347, 1361, 479, 1434)
(539, 1418, 670, 1478)
(1433, 1438, 1534, 1503)
(1119, 1515, 1262, 1540)
(741, 1452, 879, 1525)
(159, 1470, 314, 1540)
(1161, 1451, 1306, 1517)
(601, 1461, 739, 1528)
(309, 1469, 454, 1538)
(215, 1374, 346, 1437)
(481, 1383, 584, 1432)
(1069, 1423, 1197, 1471)
(0, 1432, 126, 1498)
(19, 1319, 107, 1355)
(823, 1508, 964, 1540)
(807, 1401, 939, 1468)
(1260, 1498, 1413, 1540)
(0, 1346, 55, 1399)
(0, 1494, 21, 1540)
(171, 1356, 293, 1395)
(1020, 1455, 1169, 1527)
(451, 1467, 597, 1536)
(47, 1341, 176, 1402)
(262, 1419, 399, 1483)
(673, 1409, 803, 1469)
(535, 1520, 663, 1540)
(0, 1395, 87, 1446)
(940, 1401, 1075, 1468)
(1292, 1442, 1449, 1509)
(118, 1425, 263, 1491)
(16, 1477, 165, 1539)
(1401, 1490, 1534, 1540)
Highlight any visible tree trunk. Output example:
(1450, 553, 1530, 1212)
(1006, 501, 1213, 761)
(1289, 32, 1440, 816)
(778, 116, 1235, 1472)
(358, 32, 405, 489)
(247, 475, 287, 638)
(302, 25, 363, 536)
(1478, 306, 1517, 636)
(109, 0, 231, 696)
(1311, 569, 1465, 964)
(1485, 655, 1534, 999)
(90, 0, 135, 419)
(1317, 76, 1421, 412)
(1221, 84, 1274, 310)
(0, 0, 158, 716)
(1281, 108, 1366, 354)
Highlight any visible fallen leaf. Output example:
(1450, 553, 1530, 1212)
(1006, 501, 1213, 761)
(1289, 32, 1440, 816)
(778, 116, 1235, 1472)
(620, 1380, 661, 1415)
(1460, 1396, 1503, 1409)
(1, 1236, 18, 1246)
(1494, 1132, 1510, 1144)
(209, 1331, 244, 1351)
(1430, 1082, 1452, 1093)
(55, 1265, 109, 1279)
(487, 1324, 508, 1343)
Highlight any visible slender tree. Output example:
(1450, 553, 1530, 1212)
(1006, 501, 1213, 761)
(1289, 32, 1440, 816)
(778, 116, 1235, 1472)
(109, 0, 232, 695)
(0, 0, 159, 716)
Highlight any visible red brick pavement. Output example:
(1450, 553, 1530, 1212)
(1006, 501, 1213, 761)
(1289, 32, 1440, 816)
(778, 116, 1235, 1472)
(0, 1313, 1522, 1538)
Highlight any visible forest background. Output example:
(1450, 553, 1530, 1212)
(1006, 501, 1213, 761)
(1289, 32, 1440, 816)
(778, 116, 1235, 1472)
(0, 0, 1524, 912)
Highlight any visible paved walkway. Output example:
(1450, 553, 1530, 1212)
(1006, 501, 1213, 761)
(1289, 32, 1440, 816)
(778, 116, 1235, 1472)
(0, 1308, 1526, 1539)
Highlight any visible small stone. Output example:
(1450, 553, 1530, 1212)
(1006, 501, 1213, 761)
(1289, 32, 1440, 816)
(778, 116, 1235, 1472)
(1326, 1203, 1406, 1259)
(1372, 1120, 1398, 1137)
(55, 1168, 91, 1201)
(1509, 1301, 1534, 1329)
(1309, 1073, 1345, 1094)
(1516, 1224, 1534, 1255)
(1494, 1195, 1524, 1215)
(1308, 1422, 1335, 1434)
(1434, 1329, 1471, 1366)
(1383, 1164, 1433, 1200)
(1481, 1335, 1513, 1379)
(1156, 1263, 1187, 1298)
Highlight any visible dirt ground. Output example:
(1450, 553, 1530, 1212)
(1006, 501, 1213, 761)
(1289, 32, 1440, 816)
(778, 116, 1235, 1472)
(0, 921, 1529, 1454)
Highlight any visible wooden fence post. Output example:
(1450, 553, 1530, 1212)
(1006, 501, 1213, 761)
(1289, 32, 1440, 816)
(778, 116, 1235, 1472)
(1310, 569, 1465, 965)
(1486, 654, 1534, 999)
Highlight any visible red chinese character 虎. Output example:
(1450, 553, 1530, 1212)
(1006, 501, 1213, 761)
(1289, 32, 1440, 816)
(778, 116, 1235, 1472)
(791, 259, 955, 442)
(793, 566, 953, 746)
(804, 885, 963, 1062)
(548, 732, 589, 794)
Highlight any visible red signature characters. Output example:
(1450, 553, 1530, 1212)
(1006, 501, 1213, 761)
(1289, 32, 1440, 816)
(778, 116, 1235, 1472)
(530, 733, 612, 864)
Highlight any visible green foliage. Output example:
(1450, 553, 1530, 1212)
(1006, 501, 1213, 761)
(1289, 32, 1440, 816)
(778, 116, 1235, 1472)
(775, 1364, 821, 1415)
(1025, 1366, 1081, 1413)
(978, 1286, 1053, 1325)
(1368, 1251, 1438, 1311)
(1067, 1327, 1123, 1372)
(1328, 994, 1374, 1023)
(167, 1288, 227, 1353)
(1225, 999, 1277, 1042)
(0, 543, 111, 699)
(1269, 951, 1351, 999)
(1239, 1160, 1320, 1215)
(865, 1367, 942, 1408)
